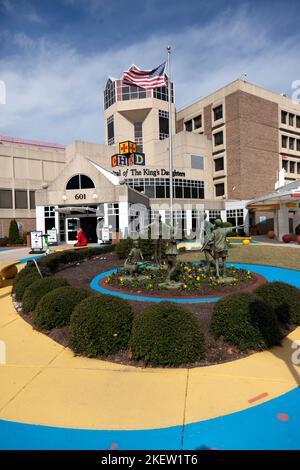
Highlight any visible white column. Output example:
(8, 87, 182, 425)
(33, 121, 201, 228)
(54, 206, 60, 243)
(35, 206, 45, 233)
(185, 209, 192, 238)
(119, 201, 129, 239)
(277, 204, 290, 240)
(244, 208, 249, 235)
(104, 203, 109, 227)
(220, 210, 226, 222)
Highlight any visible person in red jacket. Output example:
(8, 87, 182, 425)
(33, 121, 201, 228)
(74, 227, 87, 247)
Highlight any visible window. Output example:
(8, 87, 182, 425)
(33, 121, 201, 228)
(282, 160, 288, 171)
(104, 79, 115, 110)
(159, 110, 169, 140)
(66, 174, 95, 190)
(107, 115, 114, 145)
(209, 210, 221, 223)
(297, 140, 300, 152)
(44, 206, 55, 217)
(281, 135, 287, 148)
(125, 178, 205, 199)
(289, 137, 295, 150)
(134, 122, 143, 152)
(214, 157, 224, 172)
(193, 115, 202, 129)
(108, 203, 119, 231)
(290, 161, 296, 173)
(15, 190, 28, 209)
(289, 113, 295, 126)
(213, 105, 223, 121)
(0, 189, 12, 208)
(29, 191, 35, 209)
(281, 111, 287, 124)
(44, 206, 55, 231)
(297, 116, 300, 128)
(191, 155, 204, 170)
(226, 209, 244, 230)
(80, 175, 95, 189)
(153, 82, 174, 102)
(122, 84, 146, 101)
(297, 162, 300, 174)
(214, 131, 224, 146)
(185, 120, 192, 132)
(215, 183, 225, 197)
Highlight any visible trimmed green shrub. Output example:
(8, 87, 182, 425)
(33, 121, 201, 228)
(211, 293, 282, 351)
(69, 294, 133, 357)
(22, 277, 69, 313)
(255, 281, 300, 324)
(13, 270, 41, 302)
(33, 286, 92, 329)
(37, 251, 82, 272)
(130, 302, 205, 366)
(8, 219, 20, 244)
(0, 236, 9, 246)
(36, 246, 114, 273)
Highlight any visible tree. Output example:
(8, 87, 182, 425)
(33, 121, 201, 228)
(8, 219, 20, 244)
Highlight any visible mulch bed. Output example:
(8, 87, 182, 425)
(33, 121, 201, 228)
(15, 253, 294, 368)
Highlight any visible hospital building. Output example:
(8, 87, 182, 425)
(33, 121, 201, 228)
(1, 72, 300, 243)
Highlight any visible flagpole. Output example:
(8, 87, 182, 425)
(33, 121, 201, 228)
(166, 45, 173, 228)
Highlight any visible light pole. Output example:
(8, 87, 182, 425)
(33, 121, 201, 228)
(166, 45, 173, 227)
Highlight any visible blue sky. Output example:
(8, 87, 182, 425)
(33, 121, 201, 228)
(0, 0, 300, 144)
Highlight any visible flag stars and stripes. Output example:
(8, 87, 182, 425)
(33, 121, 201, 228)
(122, 63, 167, 90)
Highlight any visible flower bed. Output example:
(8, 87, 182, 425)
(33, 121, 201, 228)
(105, 262, 258, 297)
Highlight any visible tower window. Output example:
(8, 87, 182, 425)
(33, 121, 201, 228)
(107, 115, 114, 145)
(134, 122, 143, 152)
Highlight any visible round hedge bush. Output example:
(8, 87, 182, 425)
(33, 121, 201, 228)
(211, 293, 282, 351)
(22, 277, 69, 313)
(13, 270, 41, 302)
(69, 294, 133, 357)
(33, 286, 92, 329)
(130, 302, 205, 366)
(255, 281, 300, 324)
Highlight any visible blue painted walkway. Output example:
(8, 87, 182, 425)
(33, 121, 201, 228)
(1, 262, 300, 450)
(0, 387, 299, 450)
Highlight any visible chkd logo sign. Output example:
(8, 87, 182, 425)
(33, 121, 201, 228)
(111, 153, 145, 167)
(111, 140, 145, 168)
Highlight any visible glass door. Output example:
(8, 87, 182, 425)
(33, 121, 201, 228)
(66, 217, 80, 244)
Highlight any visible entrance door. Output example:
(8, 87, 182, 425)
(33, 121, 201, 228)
(66, 218, 80, 244)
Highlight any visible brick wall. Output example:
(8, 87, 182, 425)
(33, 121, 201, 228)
(0, 218, 36, 238)
(204, 104, 212, 140)
(225, 90, 279, 200)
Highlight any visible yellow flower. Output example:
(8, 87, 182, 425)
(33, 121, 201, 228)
(196, 276, 200, 281)
(183, 284, 187, 289)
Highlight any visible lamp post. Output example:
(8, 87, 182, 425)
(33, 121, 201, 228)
(166, 45, 173, 227)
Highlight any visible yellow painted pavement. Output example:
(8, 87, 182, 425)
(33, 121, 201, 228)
(0, 279, 299, 430)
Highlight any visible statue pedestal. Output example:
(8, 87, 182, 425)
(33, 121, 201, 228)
(217, 276, 236, 285)
(123, 275, 150, 282)
(147, 265, 167, 272)
(158, 281, 184, 290)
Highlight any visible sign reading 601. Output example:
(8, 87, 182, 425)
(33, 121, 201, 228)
(75, 193, 86, 200)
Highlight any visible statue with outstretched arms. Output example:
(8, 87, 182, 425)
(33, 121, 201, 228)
(211, 219, 245, 278)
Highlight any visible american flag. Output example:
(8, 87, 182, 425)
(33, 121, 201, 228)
(122, 62, 167, 90)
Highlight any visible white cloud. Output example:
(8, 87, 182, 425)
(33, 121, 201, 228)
(0, 6, 300, 144)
